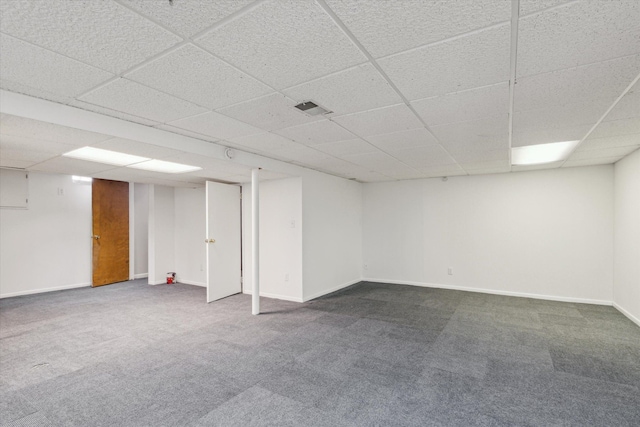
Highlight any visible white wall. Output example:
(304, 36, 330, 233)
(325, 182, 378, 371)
(302, 172, 363, 301)
(174, 187, 206, 287)
(0, 172, 92, 297)
(243, 177, 303, 302)
(613, 149, 640, 325)
(148, 184, 175, 285)
(363, 166, 615, 304)
(133, 183, 149, 278)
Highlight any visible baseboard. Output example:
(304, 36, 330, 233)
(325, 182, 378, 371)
(149, 280, 165, 285)
(178, 279, 205, 288)
(364, 278, 613, 306)
(243, 289, 303, 303)
(133, 273, 148, 279)
(303, 278, 362, 302)
(0, 282, 91, 299)
(613, 302, 640, 327)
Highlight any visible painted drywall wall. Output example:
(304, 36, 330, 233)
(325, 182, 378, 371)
(148, 184, 175, 285)
(363, 165, 615, 304)
(243, 177, 303, 302)
(134, 183, 149, 278)
(0, 172, 92, 297)
(174, 187, 206, 287)
(302, 172, 363, 301)
(613, 149, 640, 325)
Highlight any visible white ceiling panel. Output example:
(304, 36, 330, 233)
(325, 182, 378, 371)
(78, 79, 207, 123)
(0, 115, 112, 146)
(28, 156, 119, 175)
(332, 104, 423, 138)
(568, 145, 639, 161)
(512, 124, 592, 148)
(467, 166, 510, 175)
(0, 0, 181, 74)
(459, 159, 510, 171)
(563, 156, 629, 168)
(217, 93, 322, 131)
(519, 0, 573, 17)
(420, 164, 466, 178)
(229, 132, 301, 154)
(166, 111, 262, 141)
(365, 128, 439, 151)
(0, 133, 79, 155)
(125, 0, 254, 38)
(0, 79, 73, 105)
(604, 84, 640, 122)
(282, 63, 402, 115)
(314, 139, 377, 157)
(92, 138, 186, 160)
(274, 120, 356, 146)
(515, 55, 640, 112)
(68, 101, 161, 127)
(197, 0, 366, 89)
(412, 82, 509, 127)
(273, 145, 331, 164)
(430, 115, 509, 152)
(303, 156, 365, 175)
(93, 169, 206, 187)
(0, 158, 33, 169)
(389, 145, 456, 169)
(578, 134, 640, 152)
(326, 0, 511, 58)
(154, 124, 219, 144)
(381, 168, 428, 181)
(448, 149, 508, 164)
(517, 1, 640, 78)
(126, 44, 272, 110)
(379, 24, 511, 100)
(342, 151, 407, 170)
(0, 148, 55, 165)
(589, 118, 640, 140)
(0, 35, 114, 98)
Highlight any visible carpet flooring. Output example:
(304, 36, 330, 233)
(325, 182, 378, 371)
(0, 280, 639, 426)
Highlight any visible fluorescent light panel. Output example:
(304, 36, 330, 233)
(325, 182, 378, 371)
(63, 146, 149, 166)
(127, 159, 201, 174)
(511, 140, 579, 165)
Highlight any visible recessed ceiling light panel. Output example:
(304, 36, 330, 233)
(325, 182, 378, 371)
(63, 146, 150, 166)
(511, 140, 580, 165)
(128, 159, 201, 174)
(294, 101, 332, 116)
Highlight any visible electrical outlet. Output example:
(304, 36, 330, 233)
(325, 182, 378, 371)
(57, 187, 64, 196)
(448, 268, 453, 275)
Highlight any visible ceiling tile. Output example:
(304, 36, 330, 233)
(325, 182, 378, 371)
(562, 156, 627, 168)
(166, 111, 262, 141)
(517, 1, 640, 77)
(273, 145, 331, 164)
(332, 104, 423, 138)
(0, 115, 111, 146)
(342, 151, 407, 170)
(326, 0, 511, 58)
(417, 164, 466, 178)
(569, 145, 639, 161)
(93, 168, 206, 187)
(125, 0, 254, 38)
(228, 132, 300, 154)
(578, 134, 640, 152)
(282, 63, 402, 115)
(314, 138, 377, 157)
(515, 55, 640, 112)
(0, 80, 73, 105)
(381, 168, 428, 181)
(78, 79, 207, 123)
(217, 93, 322, 131)
(68, 100, 161, 126)
(92, 138, 185, 160)
(512, 101, 613, 147)
(0, 158, 34, 169)
(459, 159, 510, 171)
(0, 148, 55, 165)
(126, 44, 272, 110)
(389, 145, 457, 169)
(449, 149, 508, 164)
(467, 166, 510, 175)
(378, 24, 511, 100)
(430, 115, 509, 152)
(28, 156, 119, 175)
(0, 0, 181, 74)
(0, 34, 114, 98)
(0, 133, 78, 156)
(274, 120, 356, 146)
(589, 118, 640, 139)
(365, 128, 439, 151)
(604, 84, 640, 122)
(197, 0, 366, 89)
(519, 0, 572, 16)
(412, 82, 509, 127)
(303, 156, 364, 175)
(154, 124, 219, 143)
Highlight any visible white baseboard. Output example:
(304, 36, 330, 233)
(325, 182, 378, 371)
(0, 282, 91, 299)
(613, 302, 640, 327)
(149, 280, 165, 285)
(178, 279, 206, 288)
(133, 273, 148, 279)
(303, 278, 362, 302)
(243, 289, 303, 303)
(363, 278, 613, 306)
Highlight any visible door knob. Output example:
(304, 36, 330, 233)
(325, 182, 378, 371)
(205, 238, 216, 243)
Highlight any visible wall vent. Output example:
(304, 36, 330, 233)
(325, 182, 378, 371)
(294, 101, 332, 116)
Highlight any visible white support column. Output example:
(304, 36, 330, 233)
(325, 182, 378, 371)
(251, 168, 260, 315)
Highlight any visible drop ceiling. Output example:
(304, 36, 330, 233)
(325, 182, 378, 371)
(0, 0, 638, 184)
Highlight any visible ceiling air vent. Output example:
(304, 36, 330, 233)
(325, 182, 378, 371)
(294, 101, 332, 116)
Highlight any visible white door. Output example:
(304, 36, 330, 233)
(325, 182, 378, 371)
(206, 181, 241, 303)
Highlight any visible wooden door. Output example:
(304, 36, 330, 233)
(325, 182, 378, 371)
(92, 179, 129, 287)
(206, 181, 241, 302)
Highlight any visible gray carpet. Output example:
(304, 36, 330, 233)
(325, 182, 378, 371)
(1, 280, 639, 426)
